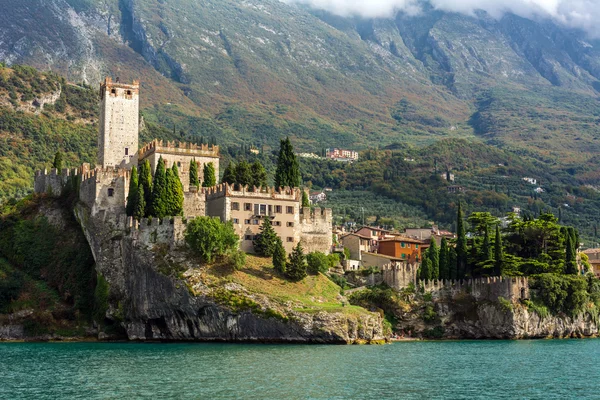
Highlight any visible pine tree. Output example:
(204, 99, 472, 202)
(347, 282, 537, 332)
(428, 238, 439, 280)
(221, 162, 236, 185)
(494, 225, 503, 276)
(456, 203, 468, 279)
(275, 137, 301, 188)
(133, 185, 146, 220)
(150, 157, 168, 218)
(138, 160, 153, 216)
(253, 217, 279, 257)
(126, 166, 139, 216)
(203, 162, 216, 187)
(235, 160, 252, 186)
(189, 158, 199, 188)
(250, 161, 268, 188)
(439, 237, 449, 280)
(482, 225, 492, 262)
(286, 242, 307, 281)
(165, 164, 184, 216)
(52, 151, 63, 171)
(302, 190, 310, 207)
(272, 237, 287, 274)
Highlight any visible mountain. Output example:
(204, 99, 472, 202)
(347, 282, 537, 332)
(2, 0, 599, 167)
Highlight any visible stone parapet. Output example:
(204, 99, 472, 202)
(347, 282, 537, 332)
(205, 183, 300, 202)
(138, 139, 219, 160)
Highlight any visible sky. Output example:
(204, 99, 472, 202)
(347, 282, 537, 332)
(282, 0, 600, 37)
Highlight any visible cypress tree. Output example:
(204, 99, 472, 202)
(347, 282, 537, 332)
(428, 238, 439, 280)
(166, 164, 184, 216)
(138, 160, 153, 216)
(150, 157, 168, 218)
(275, 137, 301, 188)
(494, 225, 503, 276)
(439, 237, 449, 280)
(482, 225, 492, 262)
(52, 151, 63, 171)
(565, 231, 578, 275)
(273, 237, 287, 274)
(302, 190, 310, 207)
(203, 162, 217, 187)
(253, 217, 278, 257)
(419, 252, 432, 281)
(448, 247, 458, 280)
(126, 166, 139, 217)
(221, 162, 236, 185)
(189, 158, 199, 188)
(456, 203, 468, 279)
(250, 161, 268, 188)
(235, 160, 252, 187)
(286, 242, 307, 281)
(133, 185, 146, 220)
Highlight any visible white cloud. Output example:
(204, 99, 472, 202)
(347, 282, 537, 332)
(283, 0, 600, 37)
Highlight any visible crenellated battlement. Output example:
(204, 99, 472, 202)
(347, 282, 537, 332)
(420, 276, 530, 302)
(138, 139, 219, 160)
(300, 207, 332, 223)
(117, 215, 187, 247)
(80, 167, 130, 183)
(206, 183, 301, 201)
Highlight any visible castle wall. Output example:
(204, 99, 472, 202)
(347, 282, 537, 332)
(80, 168, 130, 217)
(98, 78, 139, 169)
(420, 277, 530, 303)
(299, 207, 333, 255)
(118, 215, 187, 249)
(34, 168, 72, 196)
(381, 263, 419, 290)
(183, 189, 207, 218)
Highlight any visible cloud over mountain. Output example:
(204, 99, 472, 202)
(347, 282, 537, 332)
(283, 0, 600, 37)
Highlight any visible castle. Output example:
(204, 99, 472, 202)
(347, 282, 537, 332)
(35, 78, 332, 255)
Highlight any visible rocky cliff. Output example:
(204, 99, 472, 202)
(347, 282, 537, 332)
(74, 203, 385, 343)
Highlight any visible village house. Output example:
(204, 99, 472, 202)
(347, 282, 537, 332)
(583, 249, 600, 278)
(325, 148, 359, 162)
(339, 233, 376, 261)
(377, 237, 427, 263)
(309, 190, 327, 204)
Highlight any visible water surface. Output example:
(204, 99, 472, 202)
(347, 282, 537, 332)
(1, 340, 598, 399)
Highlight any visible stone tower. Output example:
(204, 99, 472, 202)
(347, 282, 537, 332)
(98, 77, 140, 169)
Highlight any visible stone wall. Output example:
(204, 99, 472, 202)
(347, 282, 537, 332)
(118, 215, 187, 249)
(183, 188, 207, 218)
(79, 167, 130, 217)
(381, 263, 419, 290)
(34, 168, 75, 196)
(422, 277, 530, 302)
(299, 207, 333, 255)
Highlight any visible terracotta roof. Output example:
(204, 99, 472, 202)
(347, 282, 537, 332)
(583, 248, 600, 254)
(340, 233, 372, 241)
(380, 236, 428, 244)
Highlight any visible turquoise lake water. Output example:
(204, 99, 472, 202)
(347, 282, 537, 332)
(1, 340, 599, 399)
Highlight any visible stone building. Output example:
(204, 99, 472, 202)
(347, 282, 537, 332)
(33, 77, 333, 255)
(98, 78, 139, 169)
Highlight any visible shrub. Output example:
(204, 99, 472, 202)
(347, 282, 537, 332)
(228, 250, 247, 271)
(306, 251, 329, 274)
(185, 216, 239, 263)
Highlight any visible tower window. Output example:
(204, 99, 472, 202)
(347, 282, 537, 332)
(127, 90, 132, 96)
(108, 188, 114, 197)
(111, 88, 116, 95)
(125, 148, 129, 156)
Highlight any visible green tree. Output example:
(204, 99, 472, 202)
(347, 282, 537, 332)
(286, 242, 307, 281)
(448, 246, 458, 280)
(133, 185, 146, 220)
(439, 237, 449, 280)
(419, 252, 432, 281)
(302, 190, 310, 207)
(126, 165, 139, 217)
(203, 162, 217, 187)
(272, 237, 286, 274)
(253, 217, 279, 257)
(185, 216, 239, 263)
(456, 203, 468, 279)
(52, 151, 63, 171)
(428, 238, 439, 280)
(494, 225, 503, 276)
(275, 137, 301, 188)
(221, 162, 236, 184)
(481, 225, 493, 262)
(165, 164, 184, 216)
(150, 157, 168, 218)
(235, 160, 252, 187)
(138, 160, 153, 216)
(250, 161, 268, 188)
(189, 158, 199, 188)
(565, 231, 578, 275)
(306, 251, 329, 274)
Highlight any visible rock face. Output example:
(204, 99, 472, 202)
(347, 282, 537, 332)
(75, 204, 385, 343)
(396, 292, 599, 340)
